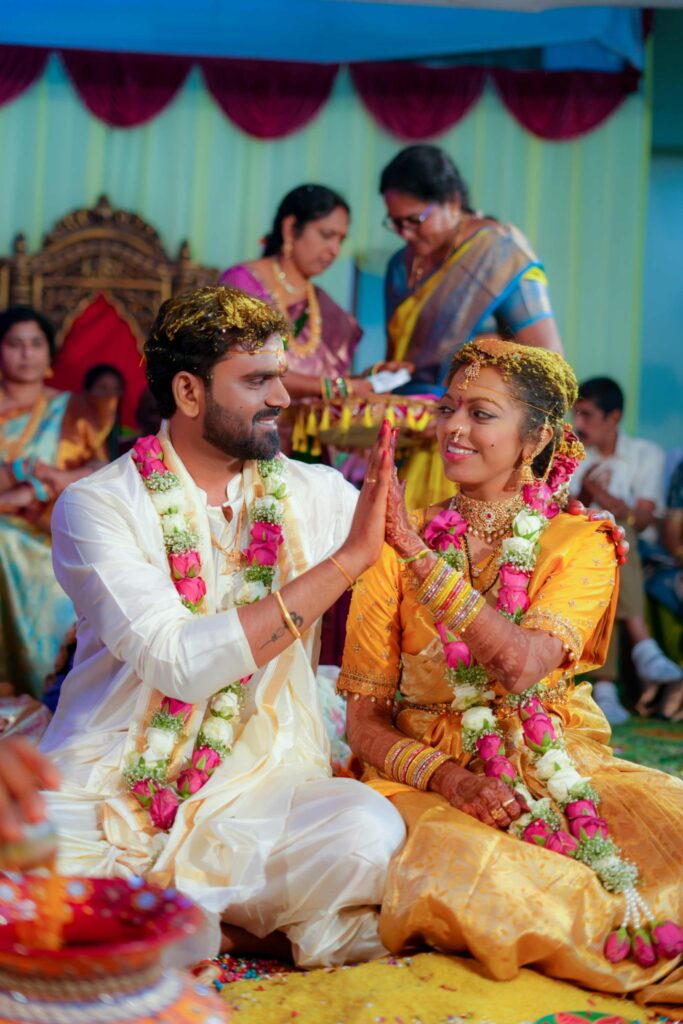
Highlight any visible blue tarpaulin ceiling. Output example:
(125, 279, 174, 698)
(0, 2, 646, 68)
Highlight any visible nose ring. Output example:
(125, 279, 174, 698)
(450, 426, 463, 444)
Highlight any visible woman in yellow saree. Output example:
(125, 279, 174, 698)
(339, 338, 683, 1009)
(380, 145, 563, 509)
(0, 307, 115, 697)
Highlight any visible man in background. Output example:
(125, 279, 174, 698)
(572, 377, 682, 723)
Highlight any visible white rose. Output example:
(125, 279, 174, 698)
(144, 727, 177, 759)
(508, 812, 533, 838)
(264, 477, 287, 498)
(235, 579, 269, 605)
(461, 706, 496, 732)
(140, 749, 166, 767)
(161, 513, 188, 535)
(211, 690, 242, 718)
(202, 716, 234, 747)
(450, 684, 481, 711)
(546, 766, 586, 803)
(150, 487, 186, 515)
(532, 747, 574, 781)
(502, 536, 535, 562)
(513, 510, 545, 540)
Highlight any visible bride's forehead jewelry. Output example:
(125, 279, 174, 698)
(457, 360, 482, 391)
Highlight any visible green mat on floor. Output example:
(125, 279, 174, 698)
(610, 718, 683, 778)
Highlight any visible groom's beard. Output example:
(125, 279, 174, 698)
(202, 392, 281, 461)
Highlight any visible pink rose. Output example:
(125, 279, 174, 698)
(522, 819, 552, 846)
(522, 482, 553, 513)
(484, 755, 516, 784)
(631, 927, 657, 968)
(131, 778, 159, 809)
(547, 453, 578, 492)
(476, 733, 503, 760)
(519, 696, 543, 721)
(565, 800, 598, 820)
(160, 697, 193, 721)
(175, 576, 207, 606)
(169, 550, 201, 579)
(251, 522, 283, 546)
(497, 567, 531, 617)
(568, 815, 609, 841)
(176, 768, 209, 798)
(651, 920, 683, 959)
(604, 926, 631, 963)
(498, 587, 530, 617)
(521, 712, 555, 751)
(545, 830, 578, 857)
(436, 625, 472, 669)
(149, 787, 180, 830)
(138, 458, 167, 478)
(243, 541, 279, 567)
(133, 435, 163, 460)
(192, 746, 222, 773)
(424, 509, 467, 553)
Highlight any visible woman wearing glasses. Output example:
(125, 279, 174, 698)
(380, 145, 562, 506)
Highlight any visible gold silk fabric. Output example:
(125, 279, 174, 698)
(339, 513, 683, 1005)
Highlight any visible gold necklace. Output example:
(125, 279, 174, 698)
(453, 491, 524, 544)
(462, 534, 501, 596)
(271, 258, 322, 358)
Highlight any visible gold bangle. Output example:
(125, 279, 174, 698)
(329, 555, 356, 590)
(273, 590, 302, 641)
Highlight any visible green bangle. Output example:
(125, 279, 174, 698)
(399, 548, 432, 564)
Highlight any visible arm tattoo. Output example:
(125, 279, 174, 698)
(258, 610, 306, 650)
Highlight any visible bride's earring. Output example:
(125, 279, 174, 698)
(520, 453, 535, 486)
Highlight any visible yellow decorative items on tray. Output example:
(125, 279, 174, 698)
(291, 393, 438, 455)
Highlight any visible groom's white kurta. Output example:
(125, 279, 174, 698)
(40, 436, 405, 964)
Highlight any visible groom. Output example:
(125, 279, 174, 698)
(40, 286, 404, 966)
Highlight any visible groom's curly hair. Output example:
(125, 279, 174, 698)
(145, 286, 288, 418)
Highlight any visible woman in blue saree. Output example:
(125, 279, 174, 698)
(380, 145, 563, 507)
(0, 307, 115, 697)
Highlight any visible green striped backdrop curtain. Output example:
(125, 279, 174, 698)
(0, 55, 649, 429)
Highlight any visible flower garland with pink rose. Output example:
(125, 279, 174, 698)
(124, 435, 287, 832)
(424, 425, 683, 967)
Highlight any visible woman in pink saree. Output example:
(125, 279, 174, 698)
(220, 185, 381, 456)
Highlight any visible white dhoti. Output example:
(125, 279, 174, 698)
(221, 778, 405, 966)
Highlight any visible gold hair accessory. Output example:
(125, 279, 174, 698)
(273, 590, 302, 641)
(457, 360, 482, 391)
(448, 336, 579, 427)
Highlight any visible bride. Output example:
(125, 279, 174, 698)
(339, 337, 683, 1007)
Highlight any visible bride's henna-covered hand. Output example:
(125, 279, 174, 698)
(430, 761, 528, 830)
(385, 457, 426, 559)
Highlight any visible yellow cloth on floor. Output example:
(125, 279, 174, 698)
(219, 952, 649, 1024)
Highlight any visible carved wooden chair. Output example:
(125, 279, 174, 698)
(3, 195, 218, 427)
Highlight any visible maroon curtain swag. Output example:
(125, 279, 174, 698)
(200, 58, 338, 140)
(350, 62, 485, 140)
(493, 67, 640, 141)
(0, 45, 48, 106)
(61, 50, 192, 128)
(0, 45, 641, 142)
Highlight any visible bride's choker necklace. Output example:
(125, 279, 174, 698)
(453, 490, 525, 543)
